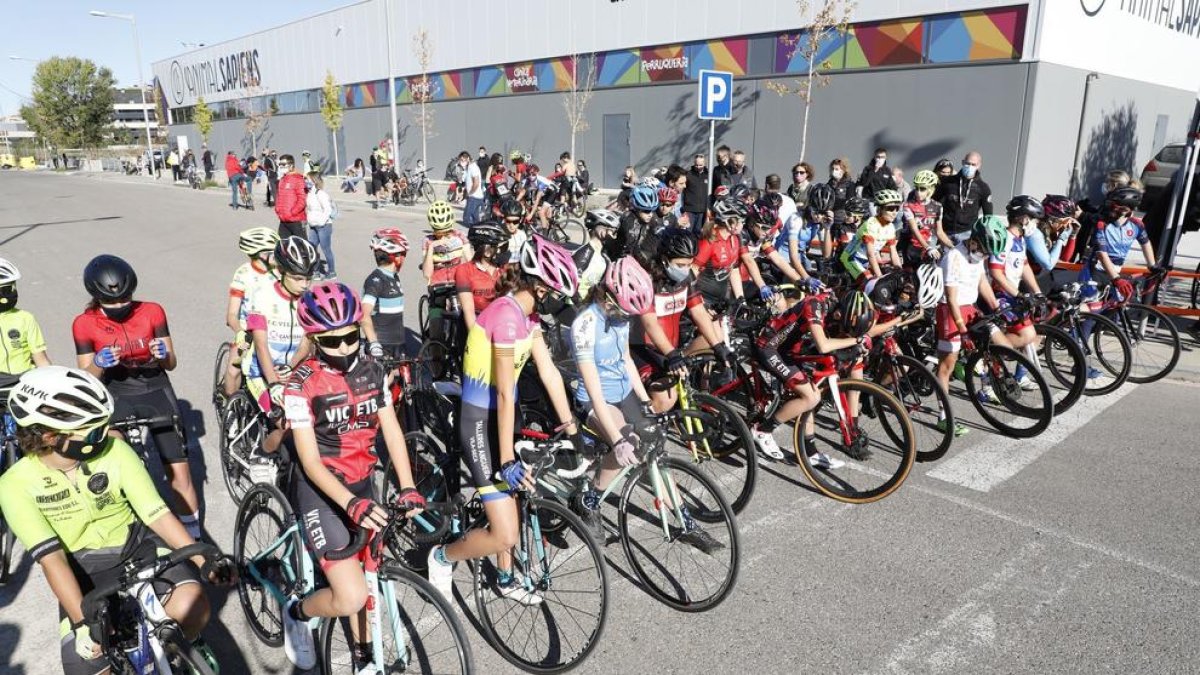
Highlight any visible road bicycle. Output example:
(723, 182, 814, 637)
(547, 200, 586, 245)
(1042, 282, 1133, 396)
(398, 169, 436, 205)
(211, 340, 275, 504)
(1099, 268, 1182, 383)
(186, 164, 201, 190)
(0, 383, 20, 584)
(238, 180, 254, 210)
(233, 482, 474, 674)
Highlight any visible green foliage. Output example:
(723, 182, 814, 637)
(320, 71, 344, 133)
(21, 56, 116, 148)
(194, 97, 214, 143)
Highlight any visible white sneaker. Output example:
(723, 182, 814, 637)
(497, 576, 544, 606)
(808, 452, 845, 470)
(752, 429, 785, 460)
(1016, 374, 1037, 391)
(976, 386, 1001, 405)
(282, 598, 317, 670)
(426, 545, 455, 604)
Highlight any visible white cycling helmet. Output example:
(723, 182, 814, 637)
(238, 227, 280, 256)
(9, 366, 114, 435)
(916, 263, 945, 309)
(585, 209, 620, 231)
(0, 258, 20, 285)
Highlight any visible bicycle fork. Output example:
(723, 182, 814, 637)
(674, 382, 717, 463)
(649, 460, 687, 541)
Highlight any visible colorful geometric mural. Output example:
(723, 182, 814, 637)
(535, 57, 575, 92)
(641, 44, 688, 83)
(687, 38, 748, 77)
(927, 5, 1027, 63)
(505, 63, 539, 94)
(774, 29, 850, 74)
(474, 65, 505, 97)
(597, 49, 641, 87)
(846, 19, 924, 67)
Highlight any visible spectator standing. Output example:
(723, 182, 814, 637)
(262, 149, 279, 206)
(274, 154, 308, 239)
(167, 147, 180, 181)
(933, 150, 993, 246)
(787, 161, 815, 211)
(857, 147, 898, 205)
(726, 149, 756, 190)
(711, 145, 733, 194)
(893, 167, 911, 199)
(225, 151, 246, 210)
(827, 157, 854, 212)
(476, 146, 489, 180)
(201, 145, 214, 181)
(302, 151, 315, 174)
(305, 172, 337, 279)
(682, 154, 709, 232)
(462, 151, 485, 226)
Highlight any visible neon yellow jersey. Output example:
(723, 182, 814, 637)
(0, 309, 47, 375)
(0, 439, 169, 560)
(841, 216, 897, 277)
(228, 260, 275, 329)
(461, 295, 539, 409)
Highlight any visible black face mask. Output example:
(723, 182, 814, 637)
(57, 429, 111, 462)
(101, 303, 134, 321)
(536, 291, 568, 317)
(0, 285, 17, 310)
(318, 347, 359, 372)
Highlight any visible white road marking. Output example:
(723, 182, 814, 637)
(927, 383, 1138, 492)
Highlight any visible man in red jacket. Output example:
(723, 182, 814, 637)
(226, 151, 247, 210)
(274, 154, 307, 238)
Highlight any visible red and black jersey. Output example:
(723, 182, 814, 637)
(695, 235, 746, 276)
(283, 356, 391, 484)
(454, 261, 502, 313)
(632, 274, 704, 350)
(756, 292, 835, 355)
(72, 301, 171, 393)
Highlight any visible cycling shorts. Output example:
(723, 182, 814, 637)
(458, 402, 523, 502)
(936, 303, 979, 353)
(582, 393, 650, 450)
(293, 474, 374, 573)
(754, 343, 809, 389)
(111, 386, 186, 464)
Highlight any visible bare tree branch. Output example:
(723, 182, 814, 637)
(561, 53, 598, 160)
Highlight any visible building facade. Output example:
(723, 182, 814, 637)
(152, 0, 1200, 205)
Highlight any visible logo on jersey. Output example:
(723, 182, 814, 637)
(6, 329, 18, 340)
(87, 472, 109, 494)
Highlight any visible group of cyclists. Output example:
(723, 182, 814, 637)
(0, 139, 1181, 674)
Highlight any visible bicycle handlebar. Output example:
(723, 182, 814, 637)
(109, 412, 179, 431)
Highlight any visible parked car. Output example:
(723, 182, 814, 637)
(1139, 142, 1198, 205)
(1139, 142, 1200, 245)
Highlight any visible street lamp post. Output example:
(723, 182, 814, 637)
(90, 10, 155, 179)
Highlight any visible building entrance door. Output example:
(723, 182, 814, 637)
(602, 114, 630, 190)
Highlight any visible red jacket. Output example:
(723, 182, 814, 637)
(225, 154, 242, 177)
(275, 173, 307, 223)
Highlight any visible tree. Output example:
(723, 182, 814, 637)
(243, 85, 273, 158)
(20, 56, 116, 149)
(411, 28, 435, 168)
(194, 97, 214, 145)
(562, 53, 598, 161)
(766, 0, 855, 161)
(320, 71, 345, 173)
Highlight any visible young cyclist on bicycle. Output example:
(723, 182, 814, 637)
(573, 209, 620, 300)
(456, 221, 509, 331)
(279, 282, 425, 670)
(612, 185, 662, 262)
(243, 237, 320, 454)
(831, 196, 871, 260)
(222, 227, 280, 399)
(0, 366, 235, 674)
(520, 164, 558, 231)
(987, 196, 1046, 393)
(656, 187, 684, 230)
(842, 189, 902, 283)
(362, 228, 409, 360)
(422, 200, 470, 286)
(901, 170, 944, 266)
(72, 255, 200, 538)
(1080, 186, 1158, 293)
(426, 234, 586, 606)
(694, 197, 772, 310)
(1027, 194, 1080, 281)
(780, 183, 836, 276)
(0, 257, 51, 376)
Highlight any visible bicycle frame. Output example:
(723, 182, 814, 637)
(795, 354, 858, 447)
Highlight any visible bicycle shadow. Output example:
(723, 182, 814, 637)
(200, 584, 255, 674)
(0, 623, 27, 674)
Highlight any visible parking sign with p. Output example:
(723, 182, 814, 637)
(698, 70, 733, 121)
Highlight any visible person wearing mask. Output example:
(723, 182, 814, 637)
(262, 149, 279, 207)
(302, 151, 315, 175)
(933, 151, 993, 246)
(226, 150, 247, 210)
(463, 151, 486, 226)
(476, 146, 490, 180)
(0, 258, 52, 376)
(787, 162, 815, 212)
(362, 229, 410, 360)
(827, 158, 854, 212)
(682, 154, 709, 232)
(725, 150, 756, 190)
(857, 147, 898, 206)
(305, 172, 337, 280)
(934, 158, 956, 181)
(201, 145, 214, 181)
(1073, 169, 1132, 261)
(711, 145, 733, 195)
(275, 154, 309, 239)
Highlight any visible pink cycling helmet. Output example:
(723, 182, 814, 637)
(298, 281, 363, 334)
(519, 233, 578, 297)
(604, 256, 653, 315)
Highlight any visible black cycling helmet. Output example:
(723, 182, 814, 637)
(83, 255, 137, 302)
(1105, 186, 1143, 209)
(866, 272, 906, 312)
(762, 192, 784, 211)
(468, 221, 509, 249)
(832, 290, 876, 338)
(729, 184, 753, 203)
(807, 183, 836, 212)
(844, 196, 870, 217)
(934, 158, 955, 174)
(274, 236, 320, 277)
(498, 196, 524, 219)
(1006, 195, 1044, 220)
(658, 229, 698, 260)
(571, 243, 596, 274)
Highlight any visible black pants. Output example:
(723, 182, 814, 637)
(279, 220, 307, 240)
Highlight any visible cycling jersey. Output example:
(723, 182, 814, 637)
(0, 439, 169, 562)
(461, 294, 539, 409)
(754, 293, 838, 386)
(841, 217, 897, 278)
(570, 303, 631, 404)
(989, 232, 1027, 291)
(243, 281, 304, 378)
(425, 230, 468, 284)
(632, 274, 704, 349)
(72, 302, 171, 394)
(362, 267, 405, 346)
(454, 261, 502, 314)
(283, 356, 390, 484)
(940, 243, 985, 306)
(1089, 217, 1149, 271)
(694, 234, 745, 277)
(902, 198, 942, 244)
(0, 308, 47, 374)
(614, 212, 662, 261)
(228, 259, 275, 328)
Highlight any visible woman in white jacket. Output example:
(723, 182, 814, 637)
(305, 172, 337, 279)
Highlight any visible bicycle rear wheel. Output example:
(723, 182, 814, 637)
(1058, 312, 1131, 396)
(420, 181, 436, 204)
(881, 354, 955, 463)
(378, 432, 457, 570)
(320, 563, 474, 674)
(558, 218, 587, 246)
(234, 484, 304, 647)
(793, 379, 916, 503)
(618, 456, 740, 612)
(1114, 303, 1181, 383)
(474, 498, 608, 673)
(1031, 323, 1087, 415)
(212, 341, 231, 407)
(220, 390, 265, 505)
(963, 346, 1052, 438)
(0, 441, 15, 584)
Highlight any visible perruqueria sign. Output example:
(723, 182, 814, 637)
(168, 49, 263, 105)
(1080, 0, 1200, 36)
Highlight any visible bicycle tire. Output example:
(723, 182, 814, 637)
(211, 341, 231, 407)
(1192, 261, 1200, 310)
(0, 440, 15, 584)
(219, 390, 264, 505)
(233, 483, 302, 648)
(666, 392, 758, 514)
(1114, 303, 1181, 383)
(792, 379, 916, 503)
(420, 181, 436, 204)
(1032, 323, 1087, 415)
(963, 345, 1053, 438)
(318, 563, 474, 675)
(541, 224, 570, 244)
(559, 218, 587, 246)
(418, 295, 431, 339)
(474, 497, 608, 673)
(569, 198, 587, 220)
(881, 354, 956, 463)
(1052, 311, 1131, 396)
(618, 456, 740, 612)
(377, 432, 456, 569)
(416, 339, 459, 382)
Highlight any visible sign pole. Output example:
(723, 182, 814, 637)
(697, 69, 733, 206)
(707, 119, 715, 201)
(1157, 90, 1200, 267)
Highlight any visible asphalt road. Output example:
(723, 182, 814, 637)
(1, 170, 1198, 674)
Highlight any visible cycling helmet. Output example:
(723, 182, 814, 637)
(747, 199, 778, 226)
(1006, 195, 1044, 219)
(833, 290, 876, 338)
(604, 256, 654, 315)
(585, 209, 620, 231)
(468, 221, 509, 249)
(1105, 186, 1143, 209)
(9, 366, 113, 437)
(971, 215, 1010, 257)
(1042, 194, 1077, 220)
(729, 184, 753, 203)
(238, 227, 280, 256)
(629, 185, 659, 212)
(844, 196, 870, 217)
(427, 200, 456, 231)
(499, 196, 524, 220)
(83, 255, 137, 302)
(639, 176, 660, 189)
(369, 228, 409, 255)
(657, 186, 679, 206)
(762, 192, 784, 211)
(509, 149, 524, 162)
(865, 272, 906, 312)
(874, 189, 903, 207)
(807, 183, 836, 212)
(712, 185, 731, 200)
(572, 244, 596, 276)
(658, 229, 698, 260)
(711, 197, 746, 225)
(915, 263, 945, 309)
(0, 257, 20, 285)
(519, 233, 578, 297)
(912, 169, 940, 190)
(274, 236, 321, 277)
(298, 281, 362, 334)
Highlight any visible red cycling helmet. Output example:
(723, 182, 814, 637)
(369, 228, 409, 255)
(298, 281, 363, 334)
(656, 186, 679, 206)
(1042, 194, 1077, 220)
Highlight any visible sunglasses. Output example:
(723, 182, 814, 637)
(82, 424, 110, 445)
(882, 205, 901, 212)
(315, 330, 360, 349)
(795, 171, 807, 176)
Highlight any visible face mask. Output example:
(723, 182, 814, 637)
(305, 180, 315, 190)
(536, 291, 567, 317)
(665, 264, 691, 283)
(318, 347, 359, 372)
(0, 285, 17, 309)
(101, 303, 134, 321)
(1022, 221, 1036, 236)
(874, 158, 885, 168)
(967, 248, 987, 264)
(961, 164, 977, 179)
(831, 168, 844, 180)
(57, 428, 111, 462)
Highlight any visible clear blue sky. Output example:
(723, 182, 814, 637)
(0, 0, 350, 116)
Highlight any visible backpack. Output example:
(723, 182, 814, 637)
(328, 194, 340, 221)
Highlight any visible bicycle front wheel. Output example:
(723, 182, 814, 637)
(1116, 303, 1181, 383)
(219, 390, 265, 505)
(320, 563, 474, 674)
(882, 355, 956, 463)
(420, 181, 436, 204)
(234, 484, 303, 647)
(559, 218, 587, 246)
(1032, 323, 1087, 415)
(212, 341, 231, 406)
(793, 379, 916, 503)
(474, 498, 608, 673)
(963, 346, 1053, 438)
(665, 392, 757, 514)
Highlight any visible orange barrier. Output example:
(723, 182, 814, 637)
(1052, 261, 1200, 318)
